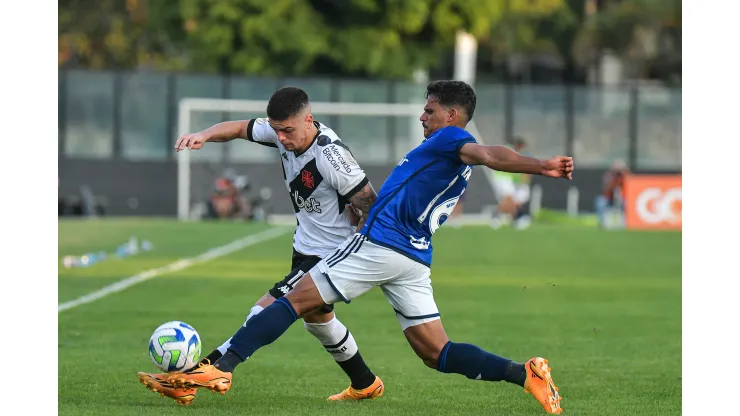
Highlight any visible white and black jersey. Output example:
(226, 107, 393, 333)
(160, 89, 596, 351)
(246, 118, 369, 258)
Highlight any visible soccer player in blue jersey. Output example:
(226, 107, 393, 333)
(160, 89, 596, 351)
(167, 80, 574, 414)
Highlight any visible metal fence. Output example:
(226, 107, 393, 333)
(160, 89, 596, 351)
(58, 69, 681, 170)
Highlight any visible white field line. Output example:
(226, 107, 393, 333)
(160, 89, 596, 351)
(58, 227, 292, 313)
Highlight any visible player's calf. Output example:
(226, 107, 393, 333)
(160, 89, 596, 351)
(404, 320, 528, 386)
(403, 319, 450, 369)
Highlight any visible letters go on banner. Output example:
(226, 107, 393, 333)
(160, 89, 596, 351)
(623, 174, 682, 230)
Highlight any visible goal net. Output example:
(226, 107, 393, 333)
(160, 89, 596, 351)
(177, 98, 506, 223)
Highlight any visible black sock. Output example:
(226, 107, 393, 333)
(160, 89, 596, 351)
(337, 351, 377, 390)
(504, 361, 527, 387)
(213, 349, 244, 373)
(202, 349, 223, 365)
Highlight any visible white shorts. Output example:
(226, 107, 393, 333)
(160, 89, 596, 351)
(514, 185, 530, 205)
(493, 176, 530, 205)
(310, 234, 440, 330)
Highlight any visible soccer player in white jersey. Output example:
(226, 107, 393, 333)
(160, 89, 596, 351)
(166, 81, 574, 414)
(137, 87, 384, 405)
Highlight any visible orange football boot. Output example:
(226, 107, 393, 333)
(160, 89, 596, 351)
(524, 357, 562, 414)
(137, 371, 197, 406)
(166, 362, 232, 394)
(327, 376, 384, 401)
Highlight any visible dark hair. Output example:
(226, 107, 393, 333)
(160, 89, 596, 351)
(513, 136, 527, 148)
(266, 87, 310, 121)
(425, 80, 477, 121)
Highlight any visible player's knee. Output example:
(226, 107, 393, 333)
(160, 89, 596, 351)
(405, 321, 449, 369)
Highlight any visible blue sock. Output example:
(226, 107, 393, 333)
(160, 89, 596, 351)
(436, 341, 527, 387)
(216, 297, 298, 371)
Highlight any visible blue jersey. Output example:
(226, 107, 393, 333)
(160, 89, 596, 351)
(360, 126, 476, 266)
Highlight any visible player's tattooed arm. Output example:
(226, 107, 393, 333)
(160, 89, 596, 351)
(348, 182, 377, 231)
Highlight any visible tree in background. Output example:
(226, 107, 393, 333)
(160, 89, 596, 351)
(59, 0, 191, 71)
(572, 0, 681, 86)
(58, 0, 680, 85)
(58, 0, 574, 78)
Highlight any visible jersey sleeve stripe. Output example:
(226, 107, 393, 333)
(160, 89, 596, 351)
(246, 119, 278, 148)
(246, 118, 256, 141)
(342, 176, 369, 199)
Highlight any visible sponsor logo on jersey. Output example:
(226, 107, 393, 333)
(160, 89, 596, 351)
(293, 191, 322, 213)
(409, 235, 430, 250)
(288, 159, 324, 214)
(322, 146, 353, 173)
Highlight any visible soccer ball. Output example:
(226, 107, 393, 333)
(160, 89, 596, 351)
(148, 321, 202, 372)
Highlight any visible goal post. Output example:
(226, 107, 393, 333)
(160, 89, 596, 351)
(176, 97, 502, 221)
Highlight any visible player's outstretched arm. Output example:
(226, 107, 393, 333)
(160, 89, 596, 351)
(175, 120, 251, 152)
(458, 143, 574, 180)
(348, 182, 377, 231)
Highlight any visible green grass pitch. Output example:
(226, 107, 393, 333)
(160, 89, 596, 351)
(58, 218, 681, 416)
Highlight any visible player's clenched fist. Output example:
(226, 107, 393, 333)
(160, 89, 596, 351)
(541, 156, 574, 180)
(175, 132, 208, 152)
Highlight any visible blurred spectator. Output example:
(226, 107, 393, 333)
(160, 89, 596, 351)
(490, 137, 532, 230)
(595, 159, 630, 229)
(206, 177, 252, 220)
